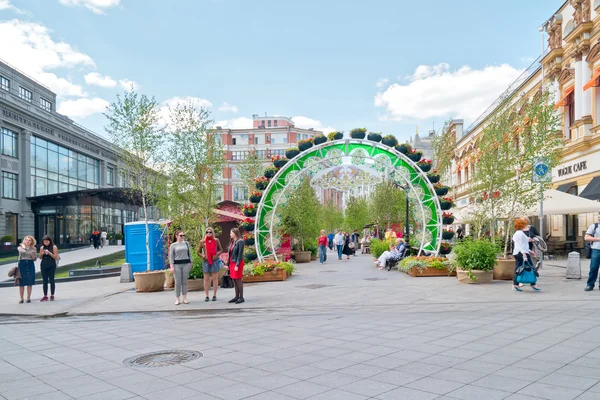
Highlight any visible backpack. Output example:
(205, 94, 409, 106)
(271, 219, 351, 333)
(585, 223, 598, 259)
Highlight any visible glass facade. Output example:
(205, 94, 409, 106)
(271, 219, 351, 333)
(107, 166, 114, 185)
(30, 136, 100, 196)
(2, 171, 18, 199)
(1, 128, 18, 158)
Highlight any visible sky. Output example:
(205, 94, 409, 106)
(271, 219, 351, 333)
(0, 0, 561, 142)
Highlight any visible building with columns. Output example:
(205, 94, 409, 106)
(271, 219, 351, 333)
(451, 0, 600, 242)
(0, 59, 138, 245)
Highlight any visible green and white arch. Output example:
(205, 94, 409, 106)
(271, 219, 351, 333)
(254, 139, 443, 261)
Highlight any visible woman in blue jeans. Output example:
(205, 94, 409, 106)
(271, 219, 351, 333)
(584, 215, 600, 291)
(318, 230, 328, 264)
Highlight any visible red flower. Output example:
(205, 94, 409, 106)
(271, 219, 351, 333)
(243, 218, 255, 224)
(442, 212, 453, 218)
(271, 155, 282, 162)
(242, 203, 255, 211)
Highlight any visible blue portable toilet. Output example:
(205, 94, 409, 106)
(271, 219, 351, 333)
(124, 221, 166, 275)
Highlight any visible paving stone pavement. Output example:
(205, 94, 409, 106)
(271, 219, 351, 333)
(2, 251, 600, 399)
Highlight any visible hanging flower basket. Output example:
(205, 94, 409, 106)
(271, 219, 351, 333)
(327, 131, 344, 141)
(442, 212, 454, 225)
(350, 128, 367, 139)
(367, 132, 382, 142)
(242, 203, 257, 217)
(285, 147, 300, 159)
(439, 242, 452, 255)
(313, 134, 327, 145)
(298, 138, 314, 152)
(434, 183, 449, 196)
(249, 191, 262, 203)
(407, 149, 423, 162)
(442, 229, 455, 240)
(381, 135, 398, 147)
(240, 218, 255, 232)
(416, 159, 432, 172)
(245, 249, 258, 261)
(244, 233, 255, 246)
(254, 176, 269, 190)
(272, 155, 288, 169)
(395, 143, 412, 154)
(439, 196, 454, 211)
(264, 167, 278, 179)
(427, 171, 440, 184)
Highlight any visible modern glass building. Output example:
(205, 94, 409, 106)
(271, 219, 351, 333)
(0, 58, 141, 245)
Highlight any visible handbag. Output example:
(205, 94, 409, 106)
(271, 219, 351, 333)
(348, 242, 356, 249)
(221, 272, 234, 288)
(516, 260, 537, 284)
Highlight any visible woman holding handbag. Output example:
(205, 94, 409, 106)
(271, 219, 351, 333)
(17, 235, 37, 304)
(512, 218, 540, 292)
(169, 230, 192, 305)
(197, 227, 223, 302)
(227, 228, 245, 304)
(39, 235, 59, 302)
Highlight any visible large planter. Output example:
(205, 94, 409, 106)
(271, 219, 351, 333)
(395, 144, 411, 154)
(442, 216, 455, 225)
(243, 209, 257, 217)
(299, 141, 313, 152)
(442, 231, 455, 240)
(187, 268, 227, 291)
(382, 137, 398, 147)
(427, 174, 440, 183)
(350, 131, 366, 139)
(435, 187, 449, 196)
(117, 240, 122, 246)
(294, 251, 312, 263)
(274, 158, 288, 168)
(285, 149, 300, 159)
(244, 268, 289, 283)
(314, 135, 327, 145)
(249, 195, 262, 203)
(406, 267, 457, 277)
(165, 270, 174, 288)
(255, 181, 268, 190)
(310, 253, 317, 261)
(134, 270, 165, 292)
(417, 163, 432, 172)
(493, 258, 515, 280)
(407, 153, 422, 162)
(456, 267, 493, 284)
(367, 133, 382, 142)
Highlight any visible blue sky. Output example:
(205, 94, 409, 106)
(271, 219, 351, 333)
(0, 0, 561, 142)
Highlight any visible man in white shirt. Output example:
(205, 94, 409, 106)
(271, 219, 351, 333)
(333, 230, 344, 260)
(101, 230, 107, 248)
(584, 215, 600, 291)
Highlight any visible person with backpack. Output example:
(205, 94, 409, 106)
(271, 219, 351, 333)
(584, 215, 600, 291)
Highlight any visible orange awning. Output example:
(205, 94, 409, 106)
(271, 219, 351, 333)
(554, 85, 574, 109)
(584, 69, 600, 91)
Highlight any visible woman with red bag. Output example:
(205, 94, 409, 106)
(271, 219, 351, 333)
(227, 228, 245, 304)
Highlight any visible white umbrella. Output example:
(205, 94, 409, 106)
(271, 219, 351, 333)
(526, 189, 600, 216)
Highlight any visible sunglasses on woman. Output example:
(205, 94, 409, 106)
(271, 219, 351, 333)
(206, 231, 213, 234)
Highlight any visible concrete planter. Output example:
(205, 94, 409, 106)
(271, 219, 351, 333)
(294, 251, 311, 263)
(134, 270, 165, 292)
(456, 267, 493, 284)
(493, 258, 515, 280)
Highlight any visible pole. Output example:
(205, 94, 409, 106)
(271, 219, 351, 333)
(539, 23, 546, 269)
(405, 189, 409, 246)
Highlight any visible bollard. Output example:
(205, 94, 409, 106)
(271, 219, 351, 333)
(566, 251, 581, 279)
(120, 262, 133, 283)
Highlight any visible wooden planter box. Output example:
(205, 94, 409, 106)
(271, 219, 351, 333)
(406, 267, 456, 277)
(244, 268, 289, 283)
(134, 270, 165, 292)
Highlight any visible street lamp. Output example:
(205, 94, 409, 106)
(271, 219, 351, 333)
(390, 176, 410, 245)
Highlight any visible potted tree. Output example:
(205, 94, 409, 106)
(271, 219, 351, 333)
(327, 131, 344, 141)
(442, 228, 455, 240)
(285, 147, 300, 159)
(264, 167, 278, 179)
(313, 134, 327, 145)
(407, 149, 423, 162)
(350, 128, 367, 139)
(439, 197, 454, 211)
(453, 238, 500, 283)
(395, 142, 412, 154)
(416, 159, 432, 172)
(298, 138, 314, 152)
(254, 176, 269, 190)
(272, 155, 288, 169)
(381, 134, 398, 147)
(427, 170, 440, 184)
(115, 233, 123, 246)
(2, 235, 13, 246)
(187, 252, 205, 291)
(249, 191, 262, 203)
(367, 132, 382, 142)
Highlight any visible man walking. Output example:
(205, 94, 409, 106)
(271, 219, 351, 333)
(351, 230, 360, 256)
(585, 215, 600, 291)
(333, 230, 344, 260)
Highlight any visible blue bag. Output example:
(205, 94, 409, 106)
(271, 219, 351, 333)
(516, 261, 537, 284)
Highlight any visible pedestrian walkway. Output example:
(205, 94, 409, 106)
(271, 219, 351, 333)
(3, 252, 600, 399)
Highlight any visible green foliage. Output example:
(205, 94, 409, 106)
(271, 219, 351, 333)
(350, 128, 367, 135)
(327, 131, 343, 140)
(279, 179, 321, 251)
(369, 181, 408, 230)
(304, 241, 318, 256)
(189, 251, 204, 279)
(343, 196, 371, 232)
(370, 239, 392, 258)
(1, 235, 13, 242)
(237, 147, 266, 202)
(243, 260, 295, 276)
(399, 256, 456, 274)
(453, 238, 500, 281)
(320, 200, 344, 232)
(431, 119, 454, 176)
(115, 233, 123, 240)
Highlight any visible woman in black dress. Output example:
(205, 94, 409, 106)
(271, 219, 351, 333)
(342, 232, 353, 260)
(39, 235, 59, 301)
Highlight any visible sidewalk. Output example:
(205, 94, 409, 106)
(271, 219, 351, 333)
(0, 245, 124, 280)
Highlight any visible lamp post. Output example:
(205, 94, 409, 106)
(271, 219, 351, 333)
(390, 176, 410, 245)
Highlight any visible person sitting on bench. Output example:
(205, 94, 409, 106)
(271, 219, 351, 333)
(376, 238, 406, 270)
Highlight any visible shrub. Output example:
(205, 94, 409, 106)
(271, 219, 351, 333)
(1, 235, 13, 243)
(453, 238, 501, 282)
(370, 239, 392, 258)
(399, 256, 456, 274)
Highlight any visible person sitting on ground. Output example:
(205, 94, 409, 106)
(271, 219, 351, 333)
(376, 238, 406, 270)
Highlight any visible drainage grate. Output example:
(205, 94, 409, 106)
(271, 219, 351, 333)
(320, 270, 338, 273)
(123, 350, 202, 368)
(298, 284, 334, 289)
(364, 277, 387, 281)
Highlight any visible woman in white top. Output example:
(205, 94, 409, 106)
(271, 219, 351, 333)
(512, 218, 540, 292)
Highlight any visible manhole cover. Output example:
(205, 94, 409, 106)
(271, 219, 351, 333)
(298, 284, 334, 289)
(320, 270, 338, 273)
(123, 350, 202, 368)
(364, 277, 387, 281)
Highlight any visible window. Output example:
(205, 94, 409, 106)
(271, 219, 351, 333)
(268, 120, 272, 127)
(2, 171, 17, 199)
(119, 173, 126, 187)
(464, 166, 469, 182)
(107, 167, 114, 185)
(0, 76, 8, 91)
(274, 120, 278, 127)
(40, 98, 52, 112)
(232, 168, 241, 179)
(1, 128, 17, 158)
(254, 137, 258, 144)
(232, 138, 237, 145)
(19, 87, 33, 102)
(272, 149, 285, 157)
(261, 120, 265, 127)
(233, 186, 248, 202)
(231, 151, 247, 161)
(567, 91, 575, 129)
(457, 169, 462, 186)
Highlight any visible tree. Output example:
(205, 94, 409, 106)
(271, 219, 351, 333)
(431, 119, 455, 177)
(279, 177, 321, 251)
(162, 100, 226, 242)
(369, 181, 407, 230)
(105, 90, 167, 271)
(237, 146, 266, 202)
(321, 200, 344, 233)
(343, 196, 371, 232)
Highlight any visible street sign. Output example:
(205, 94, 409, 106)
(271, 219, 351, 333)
(533, 158, 551, 183)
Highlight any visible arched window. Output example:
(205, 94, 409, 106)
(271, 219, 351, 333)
(564, 19, 575, 37)
(595, 0, 600, 10)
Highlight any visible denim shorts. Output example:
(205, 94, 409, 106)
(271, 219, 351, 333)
(202, 260, 222, 273)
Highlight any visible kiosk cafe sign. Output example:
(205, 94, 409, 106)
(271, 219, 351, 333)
(552, 156, 599, 180)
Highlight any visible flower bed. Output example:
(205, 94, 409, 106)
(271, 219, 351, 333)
(243, 260, 295, 283)
(399, 256, 456, 277)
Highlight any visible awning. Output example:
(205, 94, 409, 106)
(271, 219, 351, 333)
(554, 85, 574, 108)
(580, 176, 600, 200)
(584, 69, 600, 91)
(556, 181, 577, 193)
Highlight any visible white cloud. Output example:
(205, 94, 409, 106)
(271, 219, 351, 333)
(158, 96, 213, 128)
(84, 72, 116, 87)
(0, 0, 24, 13)
(119, 79, 139, 91)
(58, 0, 120, 14)
(57, 97, 109, 118)
(292, 116, 336, 134)
(214, 117, 253, 129)
(376, 78, 389, 88)
(375, 63, 523, 121)
(0, 19, 94, 96)
(218, 102, 238, 113)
